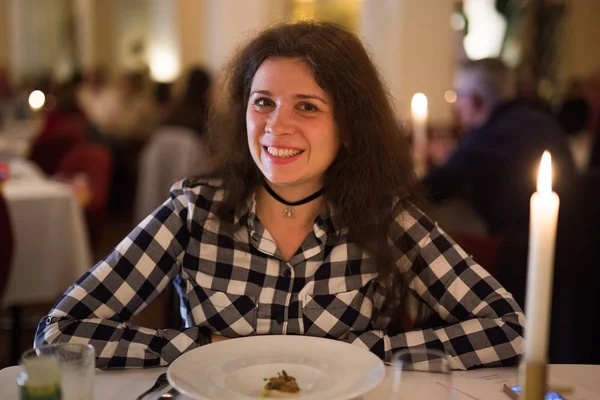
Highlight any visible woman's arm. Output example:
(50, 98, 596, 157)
(347, 202, 525, 370)
(34, 181, 211, 369)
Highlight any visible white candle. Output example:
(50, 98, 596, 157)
(524, 151, 560, 363)
(411, 93, 428, 177)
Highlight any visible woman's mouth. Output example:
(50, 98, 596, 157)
(262, 146, 304, 164)
(264, 146, 304, 158)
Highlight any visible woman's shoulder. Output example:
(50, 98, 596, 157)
(169, 176, 227, 213)
(388, 196, 435, 236)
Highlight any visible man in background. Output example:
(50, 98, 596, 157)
(422, 58, 585, 363)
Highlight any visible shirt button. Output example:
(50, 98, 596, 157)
(276, 315, 284, 324)
(283, 269, 291, 278)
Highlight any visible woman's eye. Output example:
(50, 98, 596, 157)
(253, 97, 274, 107)
(298, 102, 319, 112)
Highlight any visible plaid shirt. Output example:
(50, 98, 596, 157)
(35, 178, 525, 370)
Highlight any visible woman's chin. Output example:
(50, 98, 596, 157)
(263, 175, 300, 187)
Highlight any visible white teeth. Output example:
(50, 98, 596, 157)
(266, 146, 302, 158)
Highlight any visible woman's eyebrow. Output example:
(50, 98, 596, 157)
(295, 94, 328, 104)
(250, 89, 271, 96)
(249, 90, 328, 104)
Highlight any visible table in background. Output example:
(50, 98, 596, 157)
(1, 158, 92, 364)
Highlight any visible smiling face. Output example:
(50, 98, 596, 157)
(246, 57, 340, 194)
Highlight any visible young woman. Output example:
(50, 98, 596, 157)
(36, 22, 524, 370)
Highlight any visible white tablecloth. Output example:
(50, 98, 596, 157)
(1, 159, 92, 307)
(0, 364, 598, 400)
(0, 117, 41, 159)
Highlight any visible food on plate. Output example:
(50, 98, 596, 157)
(261, 370, 300, 397)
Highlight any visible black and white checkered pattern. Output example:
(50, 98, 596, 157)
(35, 178, 524, 370)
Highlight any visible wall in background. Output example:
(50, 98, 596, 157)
(360, 0, 455, 124)
(8, 0, 71, 82)
(2, 0, 598, 113)
(292, 0, 360, 32)
(203, 0, 288, 77)
(177, 0, 207, 72)
(560, 0, 600, 84)
(115, 0, 149, 71)
(0, 0, 9, 68)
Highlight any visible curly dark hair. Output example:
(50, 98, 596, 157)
(164, 66, 212, 134)
(207, 21, 425, 326)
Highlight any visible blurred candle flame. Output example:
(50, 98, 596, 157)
(411, 93, 428, 118)
(28, 90, 45, 110)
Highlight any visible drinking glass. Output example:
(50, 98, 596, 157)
(20, 343, 96, 400)
(387, 348, 454, 399)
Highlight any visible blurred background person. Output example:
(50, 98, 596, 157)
(162, 66, 211, 136)
(0, 67, 15, 126)
(94, 70, 158, 141)
(35, 80, 87, 144)
(77, 65, 110, 140)
(556, 78, 588, 137)
(85, 70, 158, 218)
(28, 80, 88, 175)
(134, 66, 215, 222)
(421, 58, 590, 362)
(573, 66, 600, 365)
(584, 68, 600, 170)
(422, 58, 578, 309)
(556, 78, 592, 173)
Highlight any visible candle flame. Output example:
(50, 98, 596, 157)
(537, 151, 552, 194)
(28, 90, 45, 110)
(411, 93, 428, 117)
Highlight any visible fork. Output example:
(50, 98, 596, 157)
(136, 373, 169, 400)
(158, 387, 180, 399)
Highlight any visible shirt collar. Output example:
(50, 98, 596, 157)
(233, 191, 256, 228)
(316, 200, 346, 237)
(233, 191, 346, 237)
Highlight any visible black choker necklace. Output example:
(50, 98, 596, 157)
(262, 182, 324, 218)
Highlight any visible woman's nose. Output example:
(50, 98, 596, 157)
(266, 108, 294, 135)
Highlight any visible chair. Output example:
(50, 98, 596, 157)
(57, 144, 113, 249)
(562, 168, 600, 364)
(452, 232, 501, 276)
(134, 126, 215, 222)
(0, 192, 20, 365)
(29, 134, 84, 175)
(0, 192, 14, 302)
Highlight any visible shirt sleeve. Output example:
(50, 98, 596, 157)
(347, 201, 525, 370)
(34, 181, 209, 369)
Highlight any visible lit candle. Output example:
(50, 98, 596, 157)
(524, 151, 560, 363)
(411, 93, 428, 177)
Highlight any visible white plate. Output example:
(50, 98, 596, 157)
(167, 336, 385, 400)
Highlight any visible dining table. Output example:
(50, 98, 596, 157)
(1, 157, 93, 365)
(0, 363, 598, 399)
(1, 157, 92, 307)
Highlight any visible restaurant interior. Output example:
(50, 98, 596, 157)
(0, 0, 599, 399)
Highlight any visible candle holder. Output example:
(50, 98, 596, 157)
(518, 361, 547, 400)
